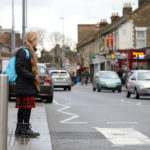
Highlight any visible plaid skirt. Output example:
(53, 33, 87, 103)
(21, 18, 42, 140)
(16, 96, 36, 108)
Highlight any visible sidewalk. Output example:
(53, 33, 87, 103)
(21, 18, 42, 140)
(8, 102, 52, 150)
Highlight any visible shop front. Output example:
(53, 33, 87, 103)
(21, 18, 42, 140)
(92, 55, 105, 73)
(117, 49, 147, 70)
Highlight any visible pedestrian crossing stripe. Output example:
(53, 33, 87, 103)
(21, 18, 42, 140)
(95, 128, 150, 146)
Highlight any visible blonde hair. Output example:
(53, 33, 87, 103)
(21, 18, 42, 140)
(24, 32, 40, 92)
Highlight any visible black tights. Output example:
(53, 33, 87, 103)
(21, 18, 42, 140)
(17, 108, 31, 123)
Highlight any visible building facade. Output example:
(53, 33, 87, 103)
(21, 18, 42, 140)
(77, 0, 150, 82)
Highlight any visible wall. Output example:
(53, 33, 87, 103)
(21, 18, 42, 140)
(131, 2, 150, 47)
(117, 21, 134, 49)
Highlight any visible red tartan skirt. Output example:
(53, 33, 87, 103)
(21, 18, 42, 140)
(16, 96, 36, 108)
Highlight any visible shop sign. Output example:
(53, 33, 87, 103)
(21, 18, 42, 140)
(92, 56, 105, 64)
(132, 52, 144, 56)
(107, 36, 113, 49)
(114, 52, 127, 60)
(133, 55, 145, 59)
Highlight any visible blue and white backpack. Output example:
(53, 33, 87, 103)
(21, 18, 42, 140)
(4, 48, 30, 82)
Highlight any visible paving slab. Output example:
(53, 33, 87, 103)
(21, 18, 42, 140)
(8, 102, 52, 150)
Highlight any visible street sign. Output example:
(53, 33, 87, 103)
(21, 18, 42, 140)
(133, 52, 144, 56)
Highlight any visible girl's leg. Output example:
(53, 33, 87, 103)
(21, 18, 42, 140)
(22, 108, 40, 137)
(17, 108, 24, 123)
(23, 108, 31, 123)
(15, 108, 24, 135)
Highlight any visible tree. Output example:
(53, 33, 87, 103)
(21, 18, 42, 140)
(38, 49, 53, 63)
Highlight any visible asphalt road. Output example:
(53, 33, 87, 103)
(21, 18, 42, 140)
(46, 84, 150, 150)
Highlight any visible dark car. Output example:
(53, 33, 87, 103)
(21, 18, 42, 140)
(9, 63, 54, 103)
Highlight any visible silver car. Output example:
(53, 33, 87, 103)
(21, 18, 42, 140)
(126, 70, 150, 99)
(49, 70, 72, 91)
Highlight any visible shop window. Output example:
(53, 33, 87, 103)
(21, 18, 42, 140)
(136, 27, 147, 49)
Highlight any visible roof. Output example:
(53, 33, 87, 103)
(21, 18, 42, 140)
(101, 16, 128, 35)
(77, 1, 150, 49)
(77, 16, 128, 48)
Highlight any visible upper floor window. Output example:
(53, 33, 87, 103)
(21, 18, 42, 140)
(136, 27, 147, 49)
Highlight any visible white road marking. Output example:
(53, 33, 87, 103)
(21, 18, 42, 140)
(137, 103, 141, 106)
(54, 100, 88, 124)
(106, 122, 137, 124)
(94, 128, 150, 146)
(121, 99, 125, 102)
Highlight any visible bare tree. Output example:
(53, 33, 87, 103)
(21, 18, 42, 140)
(46, 32, 63, 48)
(27, 28, 46, 50)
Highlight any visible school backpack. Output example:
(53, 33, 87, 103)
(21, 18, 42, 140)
(4, 48, 30, 82)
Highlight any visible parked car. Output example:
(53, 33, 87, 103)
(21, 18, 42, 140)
(9, 63, 54, 103)
(49, 70, 72, 91)
(126, 70, 150, 99)
(93, 71, 122, 92)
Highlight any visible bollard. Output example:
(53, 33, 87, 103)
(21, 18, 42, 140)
(0, 75, 9, 150)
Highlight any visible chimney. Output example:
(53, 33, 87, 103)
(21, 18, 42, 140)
(111, 13, 120, 23)
(123, 3, 132, 16)
(98, 19, 108, 28)
(139, 0, 150, 7)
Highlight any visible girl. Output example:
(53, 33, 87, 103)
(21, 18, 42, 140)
(15, 32, 40, 137)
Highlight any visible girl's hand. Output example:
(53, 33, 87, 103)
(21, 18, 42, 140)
(35, 75, 39, 80)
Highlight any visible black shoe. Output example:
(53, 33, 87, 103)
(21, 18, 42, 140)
(22, 123, 40, 137)
(15, 123, 23, 136)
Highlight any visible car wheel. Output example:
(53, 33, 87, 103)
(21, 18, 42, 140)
(118, 90, 122, 93)
(93, 87, 96, 91)
(112, 90, 115, 93)
(126, 91, 131, 98)
(64, 87, 67, 91)
(46, 95, 53, 103)
(9, 96, 11, 101)
(68, 86, 71, 91)
(135, 89, 140, 99)
(98, 88, 101, 92)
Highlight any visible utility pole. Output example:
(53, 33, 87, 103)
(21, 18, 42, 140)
(22, 0, 27, 44)
(11, 0, 16, 52)
(60, 17, 65, 69)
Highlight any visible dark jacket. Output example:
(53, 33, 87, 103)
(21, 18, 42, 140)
(15, 48, 37, 96)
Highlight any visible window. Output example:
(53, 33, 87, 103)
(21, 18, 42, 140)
(130, 73, 136, 80)
(136, 27, 147, 49)
(38, 66, 47, 76)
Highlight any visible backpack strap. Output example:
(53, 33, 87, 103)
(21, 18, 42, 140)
(23, 48, 30, 59)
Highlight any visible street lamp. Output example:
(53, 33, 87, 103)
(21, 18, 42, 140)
(60, 17, 65, 69)
(22, 0, 27, 44)
(11, 0, 16, 52)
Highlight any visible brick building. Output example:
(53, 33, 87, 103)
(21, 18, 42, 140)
(0, 26, 22, 53)
(0, 26, 22, 73)
(77, 0, 150, 81)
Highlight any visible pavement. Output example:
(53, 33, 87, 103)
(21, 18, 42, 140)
(8, 102, 52, 150)
(45, 84, 150, 150)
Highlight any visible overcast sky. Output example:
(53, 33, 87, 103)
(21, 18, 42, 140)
(0, 0, 138, 43)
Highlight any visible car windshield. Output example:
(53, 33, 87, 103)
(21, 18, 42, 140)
(50, 71, 68, 77)
(138, 72, 150, 80)
(99, 72, 119, 79)
(38, 66, 47, 76)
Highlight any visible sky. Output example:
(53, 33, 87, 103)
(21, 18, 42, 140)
(0, 0, 138, 43)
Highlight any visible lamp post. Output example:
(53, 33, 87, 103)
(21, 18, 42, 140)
(11, 0, 16, 52)
(60, 17, 65, 69)
(22, 0, 27, 44)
